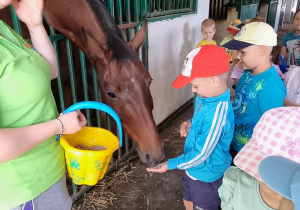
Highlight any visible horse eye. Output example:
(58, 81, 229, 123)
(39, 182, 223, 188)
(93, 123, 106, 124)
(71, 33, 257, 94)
(149, 78, 153, 85)
(107, 91, 117, 98)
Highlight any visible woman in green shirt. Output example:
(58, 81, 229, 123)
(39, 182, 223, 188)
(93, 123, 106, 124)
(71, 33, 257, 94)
(0, 0, 87, 209)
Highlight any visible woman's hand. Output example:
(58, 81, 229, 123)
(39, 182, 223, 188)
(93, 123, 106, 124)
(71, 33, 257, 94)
(11, 0, 43, 29)
(180, 120, 192, 137)
(57, 110, 87, 134)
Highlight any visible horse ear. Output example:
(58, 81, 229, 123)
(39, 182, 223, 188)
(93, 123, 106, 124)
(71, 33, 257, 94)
(128, 20, 147, 52)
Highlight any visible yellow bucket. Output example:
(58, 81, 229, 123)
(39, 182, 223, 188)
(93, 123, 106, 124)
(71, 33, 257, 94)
(57, 101, 123, 186)
(60, 127, 119, 185)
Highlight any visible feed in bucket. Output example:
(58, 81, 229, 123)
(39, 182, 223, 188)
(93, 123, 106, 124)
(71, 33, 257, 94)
(75, 145, 107, 151)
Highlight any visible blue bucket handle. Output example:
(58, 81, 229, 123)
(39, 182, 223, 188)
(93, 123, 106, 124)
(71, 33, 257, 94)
(56, 101, 122, 147)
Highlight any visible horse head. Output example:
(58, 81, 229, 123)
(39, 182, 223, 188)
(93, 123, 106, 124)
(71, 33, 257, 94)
(44, 0, 165, 166)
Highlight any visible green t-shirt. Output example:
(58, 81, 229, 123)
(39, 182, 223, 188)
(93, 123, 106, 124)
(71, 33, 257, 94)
(0, 20, 65, 209)
(218, 167, 274, 210)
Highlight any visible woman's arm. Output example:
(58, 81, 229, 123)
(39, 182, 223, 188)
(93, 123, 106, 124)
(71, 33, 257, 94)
(0, 111, 87, 164)
(12, 0, 59, 79)
(28, 25, 58, 79)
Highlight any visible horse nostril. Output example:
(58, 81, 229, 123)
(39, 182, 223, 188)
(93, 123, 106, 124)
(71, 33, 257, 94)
(146, 154, 150, 162)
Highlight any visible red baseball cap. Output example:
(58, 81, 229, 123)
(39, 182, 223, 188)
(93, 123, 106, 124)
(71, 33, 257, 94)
(172, 45, 230, 89)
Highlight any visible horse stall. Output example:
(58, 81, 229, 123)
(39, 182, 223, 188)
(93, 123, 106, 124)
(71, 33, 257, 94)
(1, 0, 209, 208)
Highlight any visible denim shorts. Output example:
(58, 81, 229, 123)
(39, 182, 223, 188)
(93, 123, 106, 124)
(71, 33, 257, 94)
(182, 172, 222, 210)
(10, 173, 72, 210)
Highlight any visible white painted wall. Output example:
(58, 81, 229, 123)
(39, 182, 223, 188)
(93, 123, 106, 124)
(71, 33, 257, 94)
(147, 0, 210, 124)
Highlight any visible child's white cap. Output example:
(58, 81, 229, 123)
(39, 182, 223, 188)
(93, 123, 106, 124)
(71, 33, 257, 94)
(222, 22, 277, 50)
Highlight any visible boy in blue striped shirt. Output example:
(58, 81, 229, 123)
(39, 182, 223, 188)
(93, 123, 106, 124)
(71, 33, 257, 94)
(147, 45, 234, 210)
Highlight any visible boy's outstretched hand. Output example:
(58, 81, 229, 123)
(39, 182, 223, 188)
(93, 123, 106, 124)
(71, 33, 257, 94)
(146, 161, 168, 173)
(180, 120, 191, 137)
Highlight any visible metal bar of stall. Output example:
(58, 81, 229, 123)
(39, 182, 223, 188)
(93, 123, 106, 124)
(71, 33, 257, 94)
(125, 0, 131, 41)
(79, 51, 91, 126)
(180, 0, 184, 8)
(184, 0, 188, 8)
(141, 0, 149, 70)
(92, 67, 101, 128)
(105, 0, 114, 17)
(133, 0, 140, 23)
(162, 0, 166, 11)
(49, 27, 66, 112)
(125, 132, 129, 153)
(115, 0, 122, 25)
(175, 0, 179, 9)
(66, 40, 78, 104)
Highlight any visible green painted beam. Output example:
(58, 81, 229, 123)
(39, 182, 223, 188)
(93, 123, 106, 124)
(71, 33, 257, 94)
(148, 8, 191, 17)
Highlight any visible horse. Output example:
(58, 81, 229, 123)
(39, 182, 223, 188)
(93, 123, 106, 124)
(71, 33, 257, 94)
(42, 0, 165, 166)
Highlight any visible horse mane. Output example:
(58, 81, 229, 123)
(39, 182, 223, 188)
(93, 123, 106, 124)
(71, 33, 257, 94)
(86, 0, 137, 61)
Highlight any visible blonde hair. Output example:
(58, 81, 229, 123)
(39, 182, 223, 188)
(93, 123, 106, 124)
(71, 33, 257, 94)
(201, 18, 215, 29)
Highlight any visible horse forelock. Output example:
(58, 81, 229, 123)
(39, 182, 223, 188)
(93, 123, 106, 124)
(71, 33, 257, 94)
(85, 0, 137, 62)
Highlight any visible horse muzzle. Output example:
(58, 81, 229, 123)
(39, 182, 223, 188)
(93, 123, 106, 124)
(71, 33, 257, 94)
(136, 144, 165, 167)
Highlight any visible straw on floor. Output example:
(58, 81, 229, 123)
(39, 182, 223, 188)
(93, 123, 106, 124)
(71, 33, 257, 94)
(71, 154, 140, 210)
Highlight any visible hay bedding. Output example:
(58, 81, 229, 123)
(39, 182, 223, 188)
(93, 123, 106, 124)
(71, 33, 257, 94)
(70, 132, 177, 209)
(71, 106, 193, 209)
(71, 154, 140, 210)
